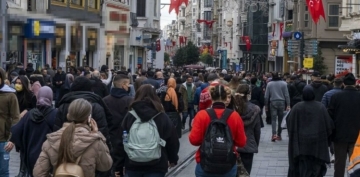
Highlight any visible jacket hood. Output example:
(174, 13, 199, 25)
(110, 87, 129, 98)
(30, 106, 54, 123)
(303, 85, 315, 101)
(182, 82, 195, 88)
(241, 102, 261, 126)
(59, 91, 103, 104)
(311, 80, 324, 88)
(46, 123, 106, 157)
(131, 100, 161, 122)
(0, 84, 16, 93)
(167, 78, 176, 89)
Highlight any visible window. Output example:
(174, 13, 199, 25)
(88, 0, 100, 11)
(193, 8, 196, 14)
(204, 0, 213, 7)
(52, 0, 67, 6)
(328, 4, 340, 27)
(137, 0, 146, 17)
(304, 13, 309, 28)
(204, 11, 212, 20)
(154, 0, 157, 17)
(70, 0, 85, 8)
(182, 8, 185, 17)
(287, 10, 293, 20)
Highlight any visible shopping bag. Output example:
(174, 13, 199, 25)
(237, 157, 250, 177)
(281, 110, 290, 129)
(348, 131, 360, 177)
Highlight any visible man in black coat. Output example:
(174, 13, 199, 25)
(91, 70, 109, 98)
(141, 70, 160, 89)
(328, 73, 360, 177)
(52, 67, 66, 103)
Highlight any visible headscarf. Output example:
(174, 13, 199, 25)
(64, 74, 74, 90)
(37, 86, 53, 107)
(165, 78, 178, 110)
(302, 85, 315, 101)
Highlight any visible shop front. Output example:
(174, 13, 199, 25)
(51, 25, 66, 69)
(24, 19, 55, 70)
(7, 23, 23, 64)
(66, 24, 82, 73)
(85, 28, 98, 67)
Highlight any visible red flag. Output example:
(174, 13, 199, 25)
(169, 0, 181, 15)
(306, 0, 326, 23)
(279, 23, 284, 39)
(156, 39, 161, 52)
(209, 45, 214, 55)
(242, 36, 251, 51)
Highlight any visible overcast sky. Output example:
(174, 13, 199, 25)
(160, 0, 177, 29)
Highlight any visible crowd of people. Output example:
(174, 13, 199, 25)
(0, 62, 359, 177)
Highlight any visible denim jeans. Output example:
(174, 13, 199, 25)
(126, 171, 165, 177)
(0, 142, 9, 177)
(182, 104, 195, 128)
(270, 100, 285, 136)
(195, 163, 237, 177)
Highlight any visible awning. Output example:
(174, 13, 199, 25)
(282, 32, 292, 38)
(338, 39, 360, 53)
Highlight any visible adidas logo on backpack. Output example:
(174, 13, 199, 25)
(124, 110, 166, 164)
(200, 108, 237, 174)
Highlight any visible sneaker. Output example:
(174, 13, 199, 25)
(271, 135, 277, 142)
(331, 154, 335, 163)
(276, 135, 282, 141)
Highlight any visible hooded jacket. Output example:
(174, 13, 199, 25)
(0, 80, 20, 142)
(10, 107, 57, 176)
(33, 123, 113, 177)
(236, 102, 261, 154)
(54, 91, 113, 147)
(179, 82, 196, 110)
(114, 100, 180, 174)
(310, 81, 328, 102)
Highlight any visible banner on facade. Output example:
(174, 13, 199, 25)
(335, 55, 353, 77)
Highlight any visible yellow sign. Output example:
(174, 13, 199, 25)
(303, 58, 314, 68)
(33, 21, 40, 36)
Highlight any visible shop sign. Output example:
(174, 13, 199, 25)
(25, 19, 55, 39)
(86, 28, 97, 51)
(303, 58, 313, 68)
(335, 56, 353, 77)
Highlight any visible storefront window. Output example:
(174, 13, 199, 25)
(27, 40, 44, 70)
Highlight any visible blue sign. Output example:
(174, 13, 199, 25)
(137, 57, 143, 64)
(294, 32, 302, 40)
(236, 65, 240, 72)
(24, 19, 55, 39)
(221, 50, 227, 69)
(239, 63, 243, 71)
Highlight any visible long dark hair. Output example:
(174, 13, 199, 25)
(233, 84, 251, 115)
(16, 76, 33, 105)
(130, 84, 164, 112)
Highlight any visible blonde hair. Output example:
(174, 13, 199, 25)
(57, 98, 92, 168)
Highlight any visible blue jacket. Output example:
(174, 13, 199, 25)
(321, 87, 342, 108)
(194, 83, 209, 105)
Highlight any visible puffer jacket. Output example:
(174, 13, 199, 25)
(237, 102, 261, 154)
(54, 91, 113, 148)
(0, 83, 20, 142)
(33, 123, 112, 177)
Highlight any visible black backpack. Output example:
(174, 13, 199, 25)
(200, 108, 237, 174)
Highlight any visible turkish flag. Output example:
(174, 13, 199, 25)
(169, 0, 181, 15)
(156, 39, 161, 52)
(279, 23, 284, 39)
(242, 36, 251, 51)
(306, 0, 326, 23)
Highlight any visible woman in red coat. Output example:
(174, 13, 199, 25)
(189, 84, 247, 177)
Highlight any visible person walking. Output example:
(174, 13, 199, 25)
(264, 72, 290, 141)
(33, 98, 113, 177)
(287, 86, 334, 177)
(328, 73, 360, 177)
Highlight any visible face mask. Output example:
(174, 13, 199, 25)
(15, 84, 23, 92)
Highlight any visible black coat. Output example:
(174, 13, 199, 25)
(52, 71, 66, 88)
(114, 100, 179, 174)
(328, 86, 360, 143)
(250, 84, 264, 109)
(54, 91, 113, 147)
(141, 78, 160, 89)
(103, 88, 133, 154)
(91, 78, 109, 98)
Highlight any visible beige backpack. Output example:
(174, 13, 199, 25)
(54, 155, 84, 177)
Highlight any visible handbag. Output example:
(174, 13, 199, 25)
(237, 156, 250, 177)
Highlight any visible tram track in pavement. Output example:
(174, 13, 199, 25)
(165, 128, 196, 177)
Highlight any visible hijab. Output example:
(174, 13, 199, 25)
(165, 78, 178, 110)
(64, 74, 74, 90)
(37, 86, 53, 107)
(302, 85, 315, 101)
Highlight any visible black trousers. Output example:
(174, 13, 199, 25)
(239, 152, 254, 174)
(334, 142, 355, 177)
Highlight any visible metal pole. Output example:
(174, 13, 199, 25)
(1, 0, 7, 67)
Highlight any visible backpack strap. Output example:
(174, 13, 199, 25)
(129, 110, 161, 121)
(206, 108, 233, 123)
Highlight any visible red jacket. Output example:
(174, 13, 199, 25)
(189, 105, 247, 163)
(199, 82, 219, 110)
